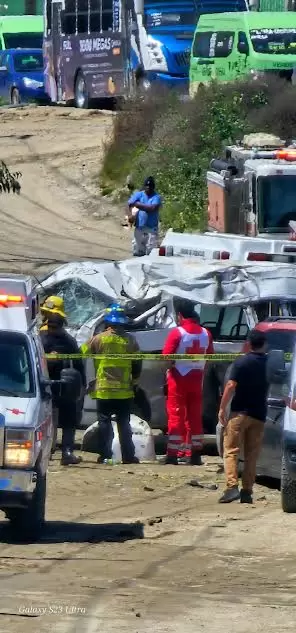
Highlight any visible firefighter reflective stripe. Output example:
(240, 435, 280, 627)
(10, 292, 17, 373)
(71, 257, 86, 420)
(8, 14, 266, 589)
(191, 434, 203, 448)
(168, 435, 183, 441)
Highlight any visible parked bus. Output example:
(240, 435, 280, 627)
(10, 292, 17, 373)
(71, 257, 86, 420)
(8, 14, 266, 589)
(44, 0, 250, 107)
(0, 15, 43, 49)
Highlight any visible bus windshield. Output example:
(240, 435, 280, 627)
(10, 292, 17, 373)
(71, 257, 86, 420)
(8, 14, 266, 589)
(4, 32, 43, 49)
(250, 28, 296, 55)
(145, 9, 197, 29)
(258, 175, 296, 230)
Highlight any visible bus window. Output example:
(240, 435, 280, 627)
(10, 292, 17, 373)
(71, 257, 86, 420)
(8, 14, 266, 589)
(46, 0, 52, 31)
(65, 0, 76, 11)
(193, 31, 234, 58)
(102, 0, 113, 31)
(77, 13, 88, 33)
(62, 13, 76, 34)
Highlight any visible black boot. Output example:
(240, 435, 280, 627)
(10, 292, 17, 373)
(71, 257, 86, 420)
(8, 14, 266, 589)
(61, 427, 82, 466)
(159, 455, 178, 465)
(190, 452, 203, 466)
(218, 487, 240, 504)
(178, 456, 191, 465)
(61, 450, 82, 466)
(240, 489, 253, 504)
(122, 457, 139, 464)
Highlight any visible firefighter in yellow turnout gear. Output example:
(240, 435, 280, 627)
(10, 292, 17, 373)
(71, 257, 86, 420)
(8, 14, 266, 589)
(40, 296, 67, 331)
(82, 305, 142, 464)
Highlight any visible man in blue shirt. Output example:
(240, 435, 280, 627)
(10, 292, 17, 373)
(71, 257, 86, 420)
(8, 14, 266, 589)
(127, 176, 162, 256)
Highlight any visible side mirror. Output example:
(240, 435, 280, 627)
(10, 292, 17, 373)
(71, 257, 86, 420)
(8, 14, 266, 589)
(237, 42, 249, 56)
(266, 349, 288, 384)
(60, 367, 82, 402)
(40, 378, 52, 401)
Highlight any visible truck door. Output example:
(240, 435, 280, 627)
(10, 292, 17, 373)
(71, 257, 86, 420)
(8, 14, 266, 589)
(211, 30, 236, 82)
(259, 366, 290, 478)
(32, 334, 53, 465)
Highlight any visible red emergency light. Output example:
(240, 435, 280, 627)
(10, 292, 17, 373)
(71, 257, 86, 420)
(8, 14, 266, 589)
(0, 293, 24, 306)
(247, 253, 272, 261)
(276, 150, 296, 162)
(215, 251, 230, 260)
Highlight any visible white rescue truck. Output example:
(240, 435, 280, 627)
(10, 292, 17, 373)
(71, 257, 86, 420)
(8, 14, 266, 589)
(0, 275, 80, 541)
(154, 134, 296, 263)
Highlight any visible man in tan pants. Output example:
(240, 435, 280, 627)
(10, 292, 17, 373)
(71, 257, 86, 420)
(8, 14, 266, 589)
(218, 330, 268, 504)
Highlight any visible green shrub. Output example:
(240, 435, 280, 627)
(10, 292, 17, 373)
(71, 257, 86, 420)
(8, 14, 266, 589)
(100, 78, 296, 232)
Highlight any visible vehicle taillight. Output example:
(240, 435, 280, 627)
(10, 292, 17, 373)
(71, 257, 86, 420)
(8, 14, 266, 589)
(213, 251, 230, 260)
(247, 253, 272, 262)
(289, 232, 296, 242)
(158, 246, 173, 256)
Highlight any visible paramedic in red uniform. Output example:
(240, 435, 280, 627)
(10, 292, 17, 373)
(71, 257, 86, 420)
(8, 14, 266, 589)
(162, 299, 214, 465)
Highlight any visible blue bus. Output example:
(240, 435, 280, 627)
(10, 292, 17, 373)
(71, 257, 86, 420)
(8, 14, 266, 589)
(44, 0, 249, 107)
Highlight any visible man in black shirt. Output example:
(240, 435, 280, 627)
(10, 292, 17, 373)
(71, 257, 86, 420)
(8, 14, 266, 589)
(218, 330, 268, 504)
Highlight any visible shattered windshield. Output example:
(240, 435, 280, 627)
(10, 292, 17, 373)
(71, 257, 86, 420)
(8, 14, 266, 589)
(41, 279, 112, 329)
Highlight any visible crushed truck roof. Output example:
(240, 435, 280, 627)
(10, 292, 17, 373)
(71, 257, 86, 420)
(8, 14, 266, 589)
(40, 258, 296, 321)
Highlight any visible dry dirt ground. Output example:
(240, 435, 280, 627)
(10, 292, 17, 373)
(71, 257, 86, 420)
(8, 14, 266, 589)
(0, 105, 295, 633)
(0, 452, 295, 633)
(0, 104, 131, 275)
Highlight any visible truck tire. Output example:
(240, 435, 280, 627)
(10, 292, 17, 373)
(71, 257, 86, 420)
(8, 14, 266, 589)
(281, 454, 296, 513)
(7, 470, 46, 542)
(74, 71, 89, 109)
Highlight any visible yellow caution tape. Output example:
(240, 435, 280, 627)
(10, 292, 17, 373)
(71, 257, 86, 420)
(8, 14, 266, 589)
(44, 352, 293, 361)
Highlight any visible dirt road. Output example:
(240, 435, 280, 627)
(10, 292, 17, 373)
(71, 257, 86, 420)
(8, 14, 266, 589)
(0, 105, 131, 275)
(0, 453, 295, 633)
(0, 105, 295, 633)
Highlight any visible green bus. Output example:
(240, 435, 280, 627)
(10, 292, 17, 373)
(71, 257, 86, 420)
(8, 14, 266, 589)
(0, 1, 42, 16)
(0, 15, 43, 49)
(189, 11, 296, 95)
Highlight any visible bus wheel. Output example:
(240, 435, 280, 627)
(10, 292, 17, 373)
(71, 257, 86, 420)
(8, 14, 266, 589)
(74, 72, 89, 109)
(11, 88, 20, 105)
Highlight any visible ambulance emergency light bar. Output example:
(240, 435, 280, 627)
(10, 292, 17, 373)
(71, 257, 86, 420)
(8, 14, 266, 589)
(250, 149, 296, 161)
(0, 294, 24, 306)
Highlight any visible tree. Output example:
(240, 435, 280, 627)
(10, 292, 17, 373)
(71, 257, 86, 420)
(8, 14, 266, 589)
(0, 161, 21, 194)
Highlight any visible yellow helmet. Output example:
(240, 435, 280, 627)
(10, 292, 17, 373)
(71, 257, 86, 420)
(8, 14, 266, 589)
(40, 295, 66, 319)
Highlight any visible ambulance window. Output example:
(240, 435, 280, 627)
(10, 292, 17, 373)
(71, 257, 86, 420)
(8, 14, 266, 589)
(0, 333, 34, 396)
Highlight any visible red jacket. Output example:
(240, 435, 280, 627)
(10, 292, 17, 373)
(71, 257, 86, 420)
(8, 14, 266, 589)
(162, 318, 214, 376)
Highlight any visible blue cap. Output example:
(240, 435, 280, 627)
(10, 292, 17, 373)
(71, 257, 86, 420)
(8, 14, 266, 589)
(104, 306, 129, 325)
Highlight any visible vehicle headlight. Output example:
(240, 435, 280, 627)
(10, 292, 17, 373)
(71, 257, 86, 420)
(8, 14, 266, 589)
(23, 77, 43, 89)
(147, 36, 168, 73)
(4, 429, 34, 468)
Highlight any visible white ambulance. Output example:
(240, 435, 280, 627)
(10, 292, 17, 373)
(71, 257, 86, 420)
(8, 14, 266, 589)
(0, 275, 80, 542)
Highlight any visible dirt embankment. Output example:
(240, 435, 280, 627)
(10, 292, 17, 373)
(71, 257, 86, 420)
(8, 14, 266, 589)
(0, 105, 131, 276)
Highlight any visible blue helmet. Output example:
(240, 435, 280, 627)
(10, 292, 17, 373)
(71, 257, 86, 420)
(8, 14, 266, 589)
(104, 305, 129, 325)
(106, 302, 122, 312)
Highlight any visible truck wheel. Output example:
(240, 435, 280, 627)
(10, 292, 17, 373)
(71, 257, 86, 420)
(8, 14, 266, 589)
(7, 470, 46, 542)
(74, 71, 89, 109)
(11, 88, 20, 105)
(281, 454, 296, 513)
